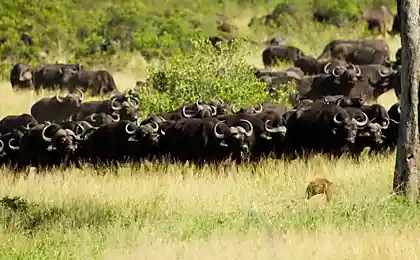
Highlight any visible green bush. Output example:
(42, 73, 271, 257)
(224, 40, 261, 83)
(136, 38, 296, 117)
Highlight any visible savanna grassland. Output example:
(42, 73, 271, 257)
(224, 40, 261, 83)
(1, 0, 418, 259)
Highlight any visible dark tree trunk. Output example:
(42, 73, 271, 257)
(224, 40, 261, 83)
(393, 0, 420, 199)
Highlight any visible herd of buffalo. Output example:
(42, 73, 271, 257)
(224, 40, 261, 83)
(0, 1, 406, 172)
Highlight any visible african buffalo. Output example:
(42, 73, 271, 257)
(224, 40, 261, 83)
(71, 95, 139, 122)
(262, 45, 305, 67)
(30, 89, 84, 123)
(0, 114, 38, 134)
(360, 5, 393, 35)
(33, 63, 83, 91)
(67, 70, 119, 96)
(317, 40, 390, 66)
(15, 123, 79, 170)
(10, 63, 34, 90)
(293, 57, 347, 75)
(284, 103, 359, 158)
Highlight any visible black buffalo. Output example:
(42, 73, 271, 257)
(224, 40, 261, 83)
(10, 63, 34, 90)
(284, 103, 359, 158)
(15, 123, 79, 170)
(33, 63, 83, 92)
(0, 114, 38, 134)
(262, 45, 305, 67)
(293, 57, 347, 75)
(83, 112, 120, 127)
(67, 70, 119, 96)
(71, 95, 139, 122)
(317, 40, 390, 66)
(30, 89, 84, 123)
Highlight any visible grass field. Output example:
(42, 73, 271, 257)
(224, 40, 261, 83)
(0, 1, 416, 258)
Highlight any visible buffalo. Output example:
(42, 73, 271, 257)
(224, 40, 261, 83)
(317, 40, 390, 66)
(33, 63, 83, 92)
(262, 45, 305, 67)
(31, 89, 84, 123)
(10, 63, 34, 90)
(66, 70, 119, 96)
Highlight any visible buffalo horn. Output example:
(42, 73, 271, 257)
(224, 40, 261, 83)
(8, 138, 20, 150)
(125, 122, 137, 135)
(323, 62, 332, 74)
(264, 119, 287, 134)
(149, 121, 159, 132)
(378, 68, 394, 78)
(110, 98, 123, 111)
(239, 119, 254, 137)
(76, 88, 84, 101)
(111, 112, 120, 122)
(253, 103, 263, 113)
(0, 139, 3, 153)
(213, 120, 226, 139)
(355, 66, 361, 76)
(55, 90, 64, 103)
(41, 124, 53, 142)
(397, 103, 401, 114)
(354, 112, 369, 127)
(182, 105, 196, 118)
(332, 67, 342, 77)
(75, 123, 84, 135)
(333, 113, 344, 125)
(90, 113, 97, 122)
(210, 105, 217, 116)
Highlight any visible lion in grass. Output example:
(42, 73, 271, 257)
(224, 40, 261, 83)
(306, 178, 336, 202)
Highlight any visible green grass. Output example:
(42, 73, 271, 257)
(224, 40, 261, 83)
(1, 154, 419, 259)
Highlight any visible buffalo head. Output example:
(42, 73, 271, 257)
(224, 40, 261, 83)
(182, 101, 217, 118)
(213, 119, 254, 157)
(40, 124, 78, 153)
(110, 97, 139, 121)
(331, 63, 362, 85)
(55, 88, 84, 107)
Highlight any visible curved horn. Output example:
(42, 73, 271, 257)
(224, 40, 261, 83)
(125, 122, 137, 135)
(264, 119, 287, 134)
(149, 121, 159, 132)
(397, 103, 401, 114)
(182, 105, 196, 118)
(210, 105, 217, 116)
(111, 112, 120, 122)
(323, 62, 332, 74)
(348, 63, 356, 71)
(218, 98, 225, 105)
(332, 67, 342, 77)
(41, 124, 53, 142)
(333, 113, 344, 125)
(55, 90, 64, 103)
(157, 116, 166, 122)
(75, 123, 84, 135)
(76, 88, 84, 101)
(239, 119, 254, 137)
(90, 113, 97, 122)
(196, 100, 204, 110)
(77, 63, 82, 70)
(0, 139, 3, 153)
(110, 98, 123, 111)
(378, 68, 394, 77)
(231, 104, 239, 113)
(354, 112, 369, 127)
(8, 138, 20, 150)
(213, 121, 226, 139)
(253, 103, 263, 113)
(355, 66, 361, 76)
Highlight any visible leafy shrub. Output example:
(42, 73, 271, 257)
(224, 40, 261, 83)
(135, 38, 296, 117)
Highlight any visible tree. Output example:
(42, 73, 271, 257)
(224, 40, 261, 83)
(393, 0, 420, 199)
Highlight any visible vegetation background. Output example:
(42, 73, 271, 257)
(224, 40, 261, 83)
(0, 0, 415, 259)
